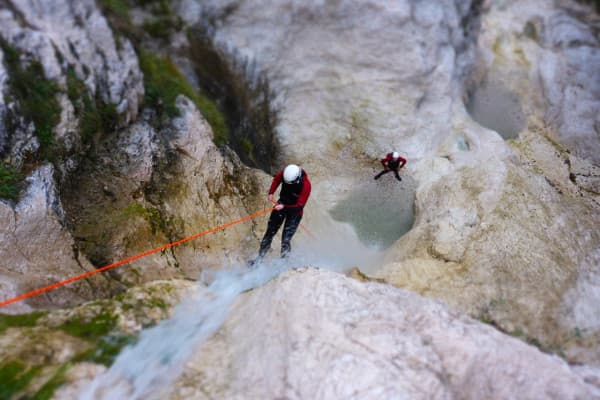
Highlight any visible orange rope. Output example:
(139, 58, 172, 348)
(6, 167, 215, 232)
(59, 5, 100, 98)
(0, 207, 273, 308)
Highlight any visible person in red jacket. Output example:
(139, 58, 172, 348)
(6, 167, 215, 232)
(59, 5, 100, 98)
(374, 151, 406, 181)
(250, 164, 312, 265)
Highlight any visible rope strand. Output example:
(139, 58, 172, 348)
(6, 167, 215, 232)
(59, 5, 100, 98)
(0, 207, 273, 308)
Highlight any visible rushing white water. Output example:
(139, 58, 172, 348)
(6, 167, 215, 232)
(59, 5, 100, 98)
(82, 260, 293, 400)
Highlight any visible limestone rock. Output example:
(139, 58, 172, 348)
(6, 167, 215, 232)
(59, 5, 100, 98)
(0, 164, 114, 311)
(190, 0, 600, 365)
(61, 96, 270, 286)
(376, 133, 600, 362)
(0, 279, 194, 399)
(1, 0, 144, 123)
(471, 0, 600, 165)
(193, 0, 476, 165)
(167, 268, 600, 399)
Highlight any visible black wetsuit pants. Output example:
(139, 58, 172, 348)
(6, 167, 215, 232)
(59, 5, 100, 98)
(374, 169, 402, 181)
(258, 209, 302, 258)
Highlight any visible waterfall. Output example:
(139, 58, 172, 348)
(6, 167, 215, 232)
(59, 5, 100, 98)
(82, 261, 291, 399)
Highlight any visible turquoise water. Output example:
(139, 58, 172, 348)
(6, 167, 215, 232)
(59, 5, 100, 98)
(329, 176, 416, 249)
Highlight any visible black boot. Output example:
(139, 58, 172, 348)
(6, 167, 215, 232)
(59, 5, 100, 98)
(374, 170, 386, 180)
(394, 171, 402, 181)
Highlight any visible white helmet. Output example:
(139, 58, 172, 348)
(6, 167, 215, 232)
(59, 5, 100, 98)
(392, 151, 399, 159)
(283, 164, 301, 183)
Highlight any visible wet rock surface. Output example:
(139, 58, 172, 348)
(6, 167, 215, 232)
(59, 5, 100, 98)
(168, 268, 600, 399)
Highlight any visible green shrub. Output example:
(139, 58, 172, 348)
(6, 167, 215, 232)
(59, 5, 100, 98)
(0, 163, 23, 202)
(66, 68, 119, 143)
(138, 50, 227, 145)
(1, 41, 61, 160)
(100, 0, 130, 18)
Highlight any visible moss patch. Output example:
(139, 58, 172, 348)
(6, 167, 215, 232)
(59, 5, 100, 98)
(0, 162, 23, 202)
(0, 361, 70, 400)
(138, 50, 227, 145)
(58, 309, 137, 366)
(100, 0, 131, 18)
(1, 40, 61, 160)
(122, 202, 163, 235)
(0, 361, 42, 400)
(31, 364, 69, 400)
(140, 0, 183, 41)
(58, 311, 118, 340)
(0, 311, 48, 335)
(66, 68, 118, 144)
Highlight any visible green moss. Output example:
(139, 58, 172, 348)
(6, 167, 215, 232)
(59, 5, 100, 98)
(140, 0, 183, 41)
(240, 137, 254, 159)
(57, 310, 140, 366)
(66, 67, 118, 143)
(100, 0, 130, 18)
(0, 361, 42, 400)
(138, 50, 227, 145)
(123, 202, 163, 234)
(58, 311, 117, 340)
(0, 362, 70, 400)
(142, 17, 183, 40)
(1, 40, 61, 160)
(31, 364, 69, 400)
(0, 311, 47, 335)
(0, 162, 23, 202)
(73, 334, 137, 366)
(147, 297, 167, 310)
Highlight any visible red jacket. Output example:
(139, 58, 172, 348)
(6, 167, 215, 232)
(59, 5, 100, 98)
(381, 153, 406, 170)
(269, 169, 311, 214)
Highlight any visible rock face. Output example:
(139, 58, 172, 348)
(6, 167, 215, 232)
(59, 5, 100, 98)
(166, 268, 600, 399)
(2, 0, 144, 123)
(0, 165, 114, 313)
(61, 96, 270, 285)
(374, 0, 600, 364)
(0, 279, 194, 400)
(0, 0, 144, 166)
(0, 0, 270, 306)
(0, 0, 599, 396)
(0, 0, 145, 308)
(189, 0, 600, 363)
(195, 0, 476, 166)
